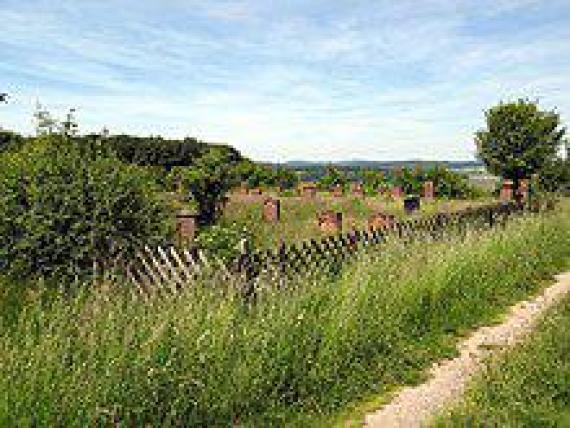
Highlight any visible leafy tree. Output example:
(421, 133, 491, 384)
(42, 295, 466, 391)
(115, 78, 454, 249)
(317, 166, 347, 190)
(0, 134, 173, 283)
(169, 147, 240, 224)
(475, 99, 566, 190)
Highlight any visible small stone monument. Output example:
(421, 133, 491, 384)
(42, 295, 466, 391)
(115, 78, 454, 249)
(332, 185, 344, 197)
(404, 195, 421, 214)
(423, 181, 434, 201)
(368, 212, 396, 230)
(500, 180, 513, 201)
(317, 211, 342, 234)
(391, 186, 403, 199)
(302, 184, 317, 198)
(176, 209, 198, 243)
(263, 198, 280, 222)
(352, 183, 365, 197)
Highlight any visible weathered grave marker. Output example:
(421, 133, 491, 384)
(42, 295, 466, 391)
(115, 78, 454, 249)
(263, 198, 281, 222)
(317, 211, 342, 234)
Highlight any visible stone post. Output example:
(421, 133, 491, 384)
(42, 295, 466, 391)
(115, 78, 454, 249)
(263, 198, 281, 222)
(423, 181, 434, 201)
(176, 209, 198, 243)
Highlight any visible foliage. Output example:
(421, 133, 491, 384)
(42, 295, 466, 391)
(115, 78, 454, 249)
(233, 161, 298, 190)
(317, 166, 348, 190)
(538, 157, 570, 194)
(168, 147, 240, 224)
(194, 223, 253, 263)
(0, 134, 173, 283)
(0, 129, 26, 154)
(435, 295, 570, 427)
(475, 99, 566, 188)
(1, 206, 568, 425)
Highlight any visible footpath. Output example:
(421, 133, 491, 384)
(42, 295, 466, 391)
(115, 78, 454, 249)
(364, 271, 570, 428)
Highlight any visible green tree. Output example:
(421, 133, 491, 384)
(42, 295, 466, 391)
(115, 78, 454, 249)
(475, 99, 566, 191)
(0, 134, 172, 283)
(169, 147, 240, 224)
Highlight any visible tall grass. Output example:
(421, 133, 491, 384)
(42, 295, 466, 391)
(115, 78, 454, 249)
(433, 295, 570, 427)
(219, 194, 488, 249)
(0, 207, 569, 426)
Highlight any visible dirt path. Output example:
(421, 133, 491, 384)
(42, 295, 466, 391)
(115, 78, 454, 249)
(364, 271, 570, 428)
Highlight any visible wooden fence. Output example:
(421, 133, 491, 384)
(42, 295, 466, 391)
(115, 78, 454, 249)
(123, 201, 532, 297)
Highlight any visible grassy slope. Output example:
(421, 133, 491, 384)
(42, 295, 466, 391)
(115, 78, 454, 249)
(0, 204, 568, 426)
(219, 193, 489, 249)
(433, 295, 570, 427)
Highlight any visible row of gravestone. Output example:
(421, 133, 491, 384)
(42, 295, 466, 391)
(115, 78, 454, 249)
(263, 198, 401, 234)
(238, 181, 436, 200)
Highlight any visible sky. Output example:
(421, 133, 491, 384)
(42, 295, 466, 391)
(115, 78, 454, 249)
(1, 0, 569, 162)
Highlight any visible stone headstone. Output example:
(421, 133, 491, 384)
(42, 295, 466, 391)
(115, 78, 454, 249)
(423, 181, 434, 200)
(368, 212, 396, 230)
(317, 211, 342, 234)
(500, 180, 513, 201)
(176, 209, 198, 243)
(302, 185, 317, 198)
(404, 195, 421, 214)
(332, 185, 344, 197)
(352, 183, 364, 197)
(391, 186, 403, 199)
(263, 198, 280, 222)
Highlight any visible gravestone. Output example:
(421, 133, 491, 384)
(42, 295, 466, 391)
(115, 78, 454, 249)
(332, 185, 344, 197)
(404, 195, 421, 214)
(302, 184, 317, 198)
(500, 180, 513, 201)
(352, 183, 365, 197)
(176, 209, 198, 243)
(368, 212, 397, 230)
(423, 181, 434, 201)
(263, 198, 281, 222)
(317, 211, 342, 234)
(391, 186, 403, 199)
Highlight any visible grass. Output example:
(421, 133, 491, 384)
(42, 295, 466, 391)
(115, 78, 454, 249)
(0, 203, 569, 426)
(219, 192, 491, 249)
(432, 294, 570, 427)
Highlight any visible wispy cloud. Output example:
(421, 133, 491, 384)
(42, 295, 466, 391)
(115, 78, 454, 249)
(1, 0, 569, 161)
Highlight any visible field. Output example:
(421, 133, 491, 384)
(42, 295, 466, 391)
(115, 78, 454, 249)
(219, 192, 492, 249)
(1, 201, 568, 426)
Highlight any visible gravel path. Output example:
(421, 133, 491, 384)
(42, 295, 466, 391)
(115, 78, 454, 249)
(364, 271, 570, 428)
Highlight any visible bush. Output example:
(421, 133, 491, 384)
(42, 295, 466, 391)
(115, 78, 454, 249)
(194, 223, 253, 264)
(0, 134, 173, 283)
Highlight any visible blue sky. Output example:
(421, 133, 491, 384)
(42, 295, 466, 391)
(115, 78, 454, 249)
(1, 0, 569, 161)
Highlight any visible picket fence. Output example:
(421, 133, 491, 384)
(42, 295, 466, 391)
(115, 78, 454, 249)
(122, 201, 530, 297)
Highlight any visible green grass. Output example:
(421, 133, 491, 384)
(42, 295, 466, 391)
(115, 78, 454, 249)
(432, 294, 570, 427)
(219, 193, 491, 249)
(0, 204, 569, 426)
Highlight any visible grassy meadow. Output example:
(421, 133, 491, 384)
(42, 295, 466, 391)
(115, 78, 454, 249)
(433, 294, 570, 427)
(1, 202, 568, 426)
(219, 192, 492, 249)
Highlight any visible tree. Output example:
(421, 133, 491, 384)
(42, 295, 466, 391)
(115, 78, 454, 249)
(0, 133, 173, 283)
(475, 99, 566, 191)
(168, 147, 240, 224)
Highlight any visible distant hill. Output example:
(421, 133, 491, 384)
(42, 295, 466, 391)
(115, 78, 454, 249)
(281, 160, 484, 171)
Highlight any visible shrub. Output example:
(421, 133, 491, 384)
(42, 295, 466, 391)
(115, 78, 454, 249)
(194, 223, 253, 264)
(0, 134, 173, 283)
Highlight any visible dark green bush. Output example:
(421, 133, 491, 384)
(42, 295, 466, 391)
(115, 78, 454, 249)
(0, 134, 173, 283)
